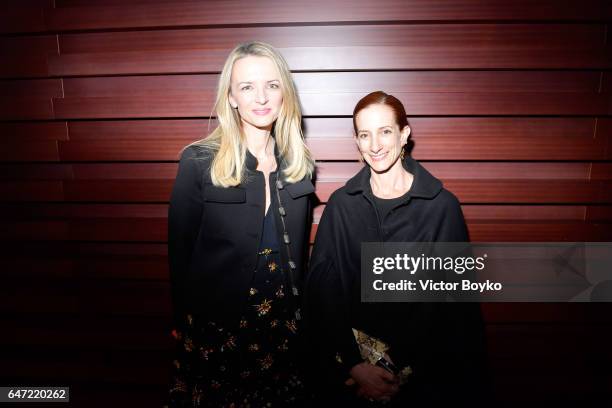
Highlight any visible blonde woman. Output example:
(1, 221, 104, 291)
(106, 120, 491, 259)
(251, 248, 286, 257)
(167, 41, 314, 407)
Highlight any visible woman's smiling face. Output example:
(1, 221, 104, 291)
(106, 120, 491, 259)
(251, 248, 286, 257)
(228, 55, 283, 134)
(354, 103, 410, 173)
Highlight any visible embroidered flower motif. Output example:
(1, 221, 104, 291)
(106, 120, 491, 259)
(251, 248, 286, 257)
(335, 352, 343, 364)
(249, 287, 258, 296)
(240, 319, 248, 328)
(200, 347, 214, 360)
(170, 379, 187, 393)
(268, 261, 278, 272)
(258, 353, 274, 370)
(249, 343, 260, 352)
(225, 335, 237, 350)
(192, 384, 203, 405)
(278, 339, 289, 352)
(183, 337, 193, 352)
(275, 286, 285, 298)
(259, 248, 272, 256)
(254, 299, 272, 316)
(270, 319, 279, 328)
(285, 319, 297, 334)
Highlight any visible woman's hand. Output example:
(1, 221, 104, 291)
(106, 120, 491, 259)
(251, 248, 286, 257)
(348, 362, 399, 401)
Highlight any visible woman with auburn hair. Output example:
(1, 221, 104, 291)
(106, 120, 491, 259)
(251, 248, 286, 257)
(167, 41, 315, 407)
(305, 91, 487, 407)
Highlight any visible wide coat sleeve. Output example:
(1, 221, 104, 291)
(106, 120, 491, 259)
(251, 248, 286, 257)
(168, 146, 204, 328)
(304, 197, 363, 392)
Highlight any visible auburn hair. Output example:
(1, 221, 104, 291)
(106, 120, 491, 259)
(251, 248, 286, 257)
(352, 91, 409, 134)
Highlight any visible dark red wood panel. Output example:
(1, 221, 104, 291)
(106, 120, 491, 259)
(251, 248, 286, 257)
(67, 119, 208, 140)
(51, 92, 611, 119)
(57, 72, 602, 98)
(48, 46, 612, 76)
(19, 117, 597, 161)
(71, 163, 178, 180)
(0, 122, 68, 141)
(0, 181, 63, 201)
(0, 141, 59, 161)
(0, 98, 54, 120)
(0, 164, 73, 179)
(46, 0, 612, 31)
(2, 1, 611, 404)
(0, 36, 57, 77)
(63, 180, 172, 202)
(0, 9, 46, 35)
(59, 140, 189, 161)
(56, 24, 605, 53)
(586, 206, 612, 221)
(596, 118, 612, 159)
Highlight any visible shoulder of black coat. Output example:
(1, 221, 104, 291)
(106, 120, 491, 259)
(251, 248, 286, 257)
(428, 187, 461, 213)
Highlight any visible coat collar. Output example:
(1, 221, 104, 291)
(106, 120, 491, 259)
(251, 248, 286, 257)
(345, 156, 442, 199)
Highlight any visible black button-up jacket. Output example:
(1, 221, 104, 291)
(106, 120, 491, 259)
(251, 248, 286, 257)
(168, 144, 315, 328)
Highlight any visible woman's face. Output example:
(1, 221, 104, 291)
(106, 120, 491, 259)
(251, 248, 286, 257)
(228, 55, 283, 134)
(354, 103, 410, 173)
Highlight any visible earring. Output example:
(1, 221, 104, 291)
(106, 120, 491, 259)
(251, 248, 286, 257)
(400, 147, 405, 160)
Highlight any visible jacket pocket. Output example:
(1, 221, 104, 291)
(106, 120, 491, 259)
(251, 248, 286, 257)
(285, 179, 315, 199)
(203, 184, 246, 203)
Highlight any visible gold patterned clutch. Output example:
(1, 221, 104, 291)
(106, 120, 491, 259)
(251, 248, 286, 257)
(352, 328, 413, 385)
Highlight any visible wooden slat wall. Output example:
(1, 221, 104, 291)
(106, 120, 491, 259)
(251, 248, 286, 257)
(1, 1, 611, 406)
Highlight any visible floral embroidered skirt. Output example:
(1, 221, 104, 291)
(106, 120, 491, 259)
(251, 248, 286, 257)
(167, 248, 306, 407)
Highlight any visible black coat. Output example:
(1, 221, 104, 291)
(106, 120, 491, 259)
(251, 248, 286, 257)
(304, 157, 488, 406)
(168, 144, 315, 328)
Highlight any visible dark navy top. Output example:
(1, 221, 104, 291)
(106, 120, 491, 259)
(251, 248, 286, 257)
(259, 202, 280, 251)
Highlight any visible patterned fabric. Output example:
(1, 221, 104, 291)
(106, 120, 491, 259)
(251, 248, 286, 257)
(167, 247, 306, 407)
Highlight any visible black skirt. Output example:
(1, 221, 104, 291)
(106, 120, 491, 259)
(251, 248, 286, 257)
(167, 247, 306, 407)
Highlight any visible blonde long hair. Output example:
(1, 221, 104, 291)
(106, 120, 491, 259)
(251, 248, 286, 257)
(190, 41, 313, 187)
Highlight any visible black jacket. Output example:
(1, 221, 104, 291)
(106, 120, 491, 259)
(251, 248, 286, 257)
(305, 157, 488, 406)
(168, 144, 315, 328)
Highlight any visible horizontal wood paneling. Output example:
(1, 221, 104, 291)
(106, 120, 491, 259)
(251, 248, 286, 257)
(3, 2, 611, 404)
(57, 25, 607, 53)
(43, 1, 612, 32)
(47, 92, 612, 119)
(0, 35, 57, 77)
(0, 121, 69, 141)
(3, 117, 606, 161)
(2, 24, 611, 77)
